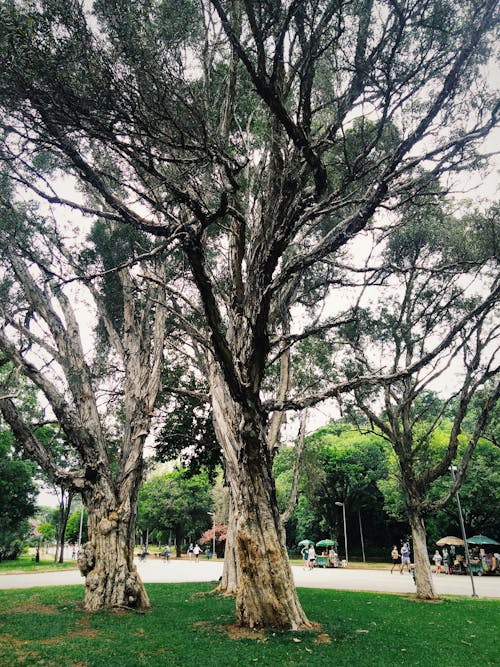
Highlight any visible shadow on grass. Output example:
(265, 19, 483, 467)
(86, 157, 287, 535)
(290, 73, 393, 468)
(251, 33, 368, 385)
(0, 583, 498, 666)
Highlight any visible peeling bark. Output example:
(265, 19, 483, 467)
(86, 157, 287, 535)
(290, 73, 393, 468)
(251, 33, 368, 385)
(208, 357, 310, 629)
(78, 498, 150, 611)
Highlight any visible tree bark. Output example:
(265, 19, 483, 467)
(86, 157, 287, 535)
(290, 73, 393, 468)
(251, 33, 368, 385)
(56, 492, 73, 564)
(78, 490, 150, 611)
(408, 509, 437, 600)
(208, 359, 310, 629)
(217, 491, 239, 595)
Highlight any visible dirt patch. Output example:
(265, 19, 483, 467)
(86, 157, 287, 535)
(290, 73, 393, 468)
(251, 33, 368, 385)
(406, 596, 444, 604)
(39, 615, 99, 643)
(10, 598, 59, 614)
(195, 620, 331, 644)
(223, 624, 269, 641)
(0, 634, 29, 647)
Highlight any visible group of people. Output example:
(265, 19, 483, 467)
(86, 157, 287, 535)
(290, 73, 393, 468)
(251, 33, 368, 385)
(300, 544, 342, 569)
(187, 543, 203, 561)
(301, 544, 317, 569)
(137, 542, 205, 562)
(390, 543, 411, 573)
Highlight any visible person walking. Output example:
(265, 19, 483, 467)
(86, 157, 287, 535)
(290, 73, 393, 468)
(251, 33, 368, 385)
(400, 542, 411, 573)
(193, 543, 202, 562)
(390, 545, 400, 573)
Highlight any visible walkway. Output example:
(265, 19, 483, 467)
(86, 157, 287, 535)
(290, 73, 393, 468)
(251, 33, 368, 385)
(1, 559, 499, 598)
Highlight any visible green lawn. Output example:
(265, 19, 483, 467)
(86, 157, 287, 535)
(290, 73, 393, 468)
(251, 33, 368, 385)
(0, 553, 77, 574)
(0, 583, 498, 666)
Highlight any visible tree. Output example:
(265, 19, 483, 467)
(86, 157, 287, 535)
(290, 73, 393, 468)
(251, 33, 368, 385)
(138, 469, 213, 556)
(0, 425, 37, 560)
(275, 422, 394, 555)
(34, 427, 79, 563)
(65, 505, 88, 546)
(0, 0, 498, 628)
(0, 190, 168, 610)
(347, 208, 499, 599)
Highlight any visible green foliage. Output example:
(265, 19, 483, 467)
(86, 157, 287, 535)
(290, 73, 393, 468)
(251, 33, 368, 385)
(64, 507, 87, 544)
(275, 422, 394, 549)
(137, 468, 213, 544)
(154, 370, 220, 478)
(0, 429, 37, 560)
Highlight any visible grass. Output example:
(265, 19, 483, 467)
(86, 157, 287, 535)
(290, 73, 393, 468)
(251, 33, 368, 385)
(0, 553, 77, 574)
(0, 583, 498, 666)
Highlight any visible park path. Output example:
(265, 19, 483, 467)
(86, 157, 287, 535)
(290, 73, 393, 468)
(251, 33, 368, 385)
(1, 559, 499, 598)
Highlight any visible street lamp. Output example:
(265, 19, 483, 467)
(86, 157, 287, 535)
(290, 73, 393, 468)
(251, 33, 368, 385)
(335, 501, 348, 566)
(449, 466, 478, 598)
(207, 511, 216, 559)
(358, 511, 366, 562)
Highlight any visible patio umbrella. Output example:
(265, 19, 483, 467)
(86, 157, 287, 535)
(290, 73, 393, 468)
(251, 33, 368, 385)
(316, 539, 337, 548)
(436, 536, 464, 547)
(466, 535, 500, 546)
(298, 539, 315, 547)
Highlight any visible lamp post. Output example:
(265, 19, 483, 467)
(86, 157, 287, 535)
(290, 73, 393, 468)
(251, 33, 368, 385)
(207, 511, 216, 559)
(358, 510, 366, 562)
(449, 465, 478, 598)
(335, 501, 348, 566)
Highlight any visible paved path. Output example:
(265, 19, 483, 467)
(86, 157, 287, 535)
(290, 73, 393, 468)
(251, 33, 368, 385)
(1, 560, 499, 598)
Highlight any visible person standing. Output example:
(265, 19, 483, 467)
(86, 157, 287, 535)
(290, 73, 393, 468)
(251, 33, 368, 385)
(400, 542, 410, 573)
(432, 549, 443, 574)
(187, 543, 194, 559)
(442, 547, 449, 574)
(307, 544, 316, 570)
(193, 543, 201, 562)
(301, 545, 309, 569)
(390, 545, 400, 573)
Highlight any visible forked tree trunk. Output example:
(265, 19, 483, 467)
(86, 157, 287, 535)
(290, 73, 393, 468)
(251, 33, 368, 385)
(209, 361, 310, 629)
(78, 491, 150, 611)
(408, 510, 437, 600)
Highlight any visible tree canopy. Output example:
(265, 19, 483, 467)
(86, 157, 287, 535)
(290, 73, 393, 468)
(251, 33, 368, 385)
(0, 0, 498, 627)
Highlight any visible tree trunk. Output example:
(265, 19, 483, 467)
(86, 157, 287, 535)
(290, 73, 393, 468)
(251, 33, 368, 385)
(77, 492, 150, 611)
(217, 492, 239, 595)
(209, 362, 310, 630)
(408, 510, 437, 600)
(57, 494, 73, 564)
(175, 525, 182, 558)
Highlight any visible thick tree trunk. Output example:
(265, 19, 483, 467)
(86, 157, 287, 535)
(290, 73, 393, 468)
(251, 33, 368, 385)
(408, 510, 437, 600)
(77, 493, 150, 611)
(209, 362, 310, 629)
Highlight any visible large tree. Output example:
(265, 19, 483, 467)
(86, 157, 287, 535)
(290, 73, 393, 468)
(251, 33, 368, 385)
(0, 0, 498, 628)
(0, 189, 168, 610)
(347, 207, 499, 599)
